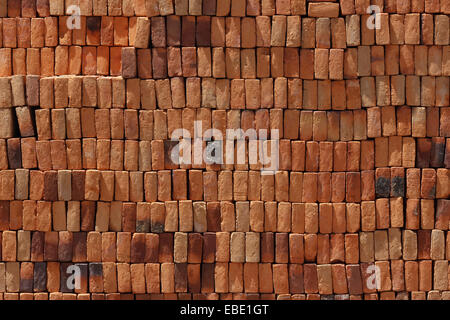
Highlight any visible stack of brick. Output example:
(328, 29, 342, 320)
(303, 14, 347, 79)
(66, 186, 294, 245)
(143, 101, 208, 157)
(0, 0, 449, 300)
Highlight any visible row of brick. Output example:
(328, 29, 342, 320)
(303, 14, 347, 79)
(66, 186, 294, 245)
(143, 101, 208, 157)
(1, 136, 449, 169)
(1, 45, 449, 78)
(0, 0, 318, 18)
(0, 259, 449, 294)
(0, 139, 447, 171)
(2, 135, 447, 166)
(17, 107, 450, 138)
(0, 13, 449, 49)
(23, 108, 449, 139)
(2, 45, 450, 80)
(7, 0, 450, 17)
(0, 76, 448, 112)
(0, 138, 448, 184)
(1, 291, 450, 300)
(121, 46, 450, 79)
(0, 199, 449, 232)
(13, 0, 450, 16)
(1, 228, 449, 262)
(0, 197, 448, 231)
(2, 0, 450, 18)
(0, 166, 448, 200)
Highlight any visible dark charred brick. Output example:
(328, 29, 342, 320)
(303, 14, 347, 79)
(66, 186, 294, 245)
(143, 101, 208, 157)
(33, 262, 47, 292)
(391, 176, 405, 197)
(151, 222, 164, 234)
(166, 15, 181, 46)
(196, 16, 211, 47)
(375, 177, 390, 198)
(182, 16, 196, 46)
(86, 16, 101, 32)
(201, 263, 215, 293)
(136, 220, 149, 233)
(7, 138, 22, 169)
(89, 262, 103, 277)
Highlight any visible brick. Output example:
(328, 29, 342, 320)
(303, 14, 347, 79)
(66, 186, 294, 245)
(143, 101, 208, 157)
(403, 230, 418, 260)
(308, 3, 339, 17)
(433, 260, 448, 290)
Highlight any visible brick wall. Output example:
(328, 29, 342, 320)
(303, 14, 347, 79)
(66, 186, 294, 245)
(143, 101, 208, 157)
(0, 0, 448, 300)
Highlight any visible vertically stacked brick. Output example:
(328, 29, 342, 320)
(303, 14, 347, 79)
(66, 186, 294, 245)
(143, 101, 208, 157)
(0, 0, 448, 301)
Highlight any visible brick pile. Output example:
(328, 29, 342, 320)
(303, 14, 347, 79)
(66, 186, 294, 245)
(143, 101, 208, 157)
(0, 0, 449, 300)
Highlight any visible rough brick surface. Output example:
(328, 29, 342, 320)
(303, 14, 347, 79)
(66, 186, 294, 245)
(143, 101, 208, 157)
(0, 0, 448, 301)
